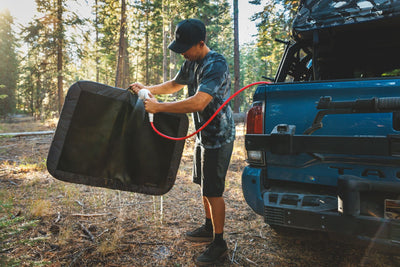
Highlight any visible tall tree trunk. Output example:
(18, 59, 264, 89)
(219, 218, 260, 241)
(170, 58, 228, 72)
(162, 0, 168, 82)
(35, 68, 41, 117)
(95, 0, 99, 83)
(115, 0, 130, 88)
(145, 10, 149, 85)
(169, 20, 175, 80)
(56, 0, 64, 113)
(134, 14, 142, 82)
(233, 0, 240, 113)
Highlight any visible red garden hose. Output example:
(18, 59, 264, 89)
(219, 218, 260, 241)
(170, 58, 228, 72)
(149, 81, 270, 141)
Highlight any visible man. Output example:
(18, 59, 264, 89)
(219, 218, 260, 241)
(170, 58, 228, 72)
(130, 18, 235, 265)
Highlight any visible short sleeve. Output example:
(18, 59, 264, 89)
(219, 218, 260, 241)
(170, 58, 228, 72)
(198, 61, 227, 97)
(173, 61, 191, 85)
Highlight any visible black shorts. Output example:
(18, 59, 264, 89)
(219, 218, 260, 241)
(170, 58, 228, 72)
(193, 141, 234, 197)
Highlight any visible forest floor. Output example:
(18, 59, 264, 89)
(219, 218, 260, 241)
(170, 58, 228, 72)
(1, 115, 400, 266)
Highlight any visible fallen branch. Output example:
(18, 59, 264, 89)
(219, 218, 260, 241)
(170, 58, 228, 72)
(107, 216, 117, 222)
(68, 245, 95, 267)
(77, 222, 95, 242)
(244, 257, 258, 266)
(54, 212, 61, 223)
(0, 130, 54, 137)
(8, 180, 18, 186)
(97, 229, 109, 238)
(231, 240, 238, 263)
(0, 247, 13, 254)
(124, 241, 164, 246)
(71, 213, 112, 217)
(75, 200, 85, 208)
(0, 144, 17, 149)
(106, 200, 166, 209)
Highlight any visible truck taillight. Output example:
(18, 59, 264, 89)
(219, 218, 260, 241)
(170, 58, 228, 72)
(246, 101, 264, 134)
(246, 101, 265, 165)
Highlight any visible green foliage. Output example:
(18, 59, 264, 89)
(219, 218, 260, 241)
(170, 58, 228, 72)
(250, 0, 299, 79)
(0, 9, 18, 117)
(96, 0, 121, 85)
(383, 69, 400, 77)
(18, 0, 86, 118)
(239, 44, 267, 111)
(0, 84, 8, 100)
(0, 197, 43, 265)
(0, 203, 43, 265)
(14, 0, 298, 115)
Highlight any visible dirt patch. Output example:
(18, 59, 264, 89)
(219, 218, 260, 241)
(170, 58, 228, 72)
(0, 118, 399, 266)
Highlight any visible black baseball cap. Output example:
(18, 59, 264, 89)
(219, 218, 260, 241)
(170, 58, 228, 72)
(168, 19, 206, 53)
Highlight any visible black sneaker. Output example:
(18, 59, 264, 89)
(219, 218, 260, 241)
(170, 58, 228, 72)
(195, 240, 228, 266)
(185, 225, 213, 242)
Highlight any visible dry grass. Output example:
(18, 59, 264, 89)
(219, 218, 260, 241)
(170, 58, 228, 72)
(0, 117, 399, 266)
(57, 225, 73, 246)
(30, 199, 52, 217)
(96, 225, 121, 256)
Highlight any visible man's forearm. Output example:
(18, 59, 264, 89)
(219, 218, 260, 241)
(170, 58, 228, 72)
(156, 98, 201, 114)
(145, 91, 213, 114)
(148, 80, 184, 95)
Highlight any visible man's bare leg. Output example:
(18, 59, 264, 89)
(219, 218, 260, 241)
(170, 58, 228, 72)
(204, 196, 225, 234)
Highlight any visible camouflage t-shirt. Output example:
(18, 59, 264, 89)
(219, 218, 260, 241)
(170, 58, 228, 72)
(174, 50, 235, 149)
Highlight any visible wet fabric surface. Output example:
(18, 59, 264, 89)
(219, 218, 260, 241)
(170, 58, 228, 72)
(47, 81, 188, 195)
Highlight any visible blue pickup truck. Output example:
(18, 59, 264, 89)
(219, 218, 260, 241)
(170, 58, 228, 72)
(242, 0, 400, 249)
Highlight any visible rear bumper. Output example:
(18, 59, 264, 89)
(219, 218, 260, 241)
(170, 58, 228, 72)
(264, 205, 400, 250)
(242, 166, 400, 249)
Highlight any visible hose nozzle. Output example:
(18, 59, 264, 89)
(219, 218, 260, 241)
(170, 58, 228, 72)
(138, 89, 153, 122)
(138, 89, 151, 100)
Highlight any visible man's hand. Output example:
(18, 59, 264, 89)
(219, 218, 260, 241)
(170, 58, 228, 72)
(129, 82, 145, 94)
(129, 83, 160, 113)
(144, 96, 160, 114)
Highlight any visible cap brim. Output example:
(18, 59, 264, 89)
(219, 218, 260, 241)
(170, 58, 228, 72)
(168, 40, 191, 53)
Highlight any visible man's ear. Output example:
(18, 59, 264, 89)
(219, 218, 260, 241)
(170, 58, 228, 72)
(199, 41, 205, 48)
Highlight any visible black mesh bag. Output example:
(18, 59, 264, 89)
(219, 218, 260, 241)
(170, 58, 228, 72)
(47, 81, 188, 195)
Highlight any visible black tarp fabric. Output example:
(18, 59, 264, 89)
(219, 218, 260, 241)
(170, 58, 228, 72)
(293, 0, 400, 34)
(47, 81, 188, 195)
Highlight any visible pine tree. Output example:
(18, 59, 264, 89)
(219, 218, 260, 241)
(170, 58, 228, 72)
(250, 0, 299, 79)
(115, 0, 130, 88)
(20, 0, 85, 117)
(0, 9, 19, 117)
(97, 0, 122, 85)
(233, 0, 240, 113)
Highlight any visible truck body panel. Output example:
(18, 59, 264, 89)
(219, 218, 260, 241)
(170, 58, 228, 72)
(242, 0, 400, 249)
